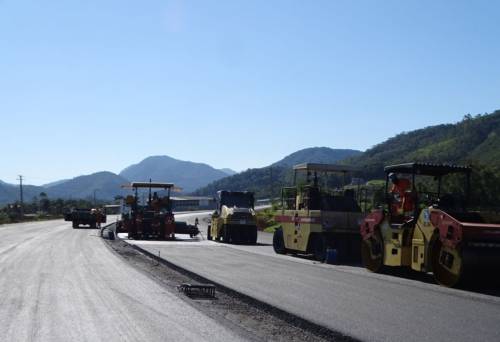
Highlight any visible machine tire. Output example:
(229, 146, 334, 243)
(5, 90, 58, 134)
(272, 228, 286, 254)
(312, 234, 327, 262)
(207, 226, 212, 241)
(361, 230, 384, 273)
(72, 222, 78, 229)
(431, 239, 462, 287)
(249, 228, 258, 245)
(90, 222, 96, 229)
(223, 225, 231, 243)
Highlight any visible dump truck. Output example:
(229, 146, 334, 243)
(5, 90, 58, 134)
(207, 190, 257, 244)
(360, 163, 500, 287)
(116, 181, 200, 239)
(64, 208, 106, 229)
(273, 163, 365, 262)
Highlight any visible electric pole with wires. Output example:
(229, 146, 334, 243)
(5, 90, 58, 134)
(17, 175, 24, 219)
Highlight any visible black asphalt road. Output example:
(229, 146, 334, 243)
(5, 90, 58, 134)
(128, 211, 500, 342)
(0, 219, 248, 342)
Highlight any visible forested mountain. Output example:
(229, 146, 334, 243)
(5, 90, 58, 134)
(46, 172, 128, 201)
(194, 111, 500, 204)
(272, 147, 362, 167)
(193, 147, 363, 198)
(119, 155, 230, 193)
(346, 110, 500, 178)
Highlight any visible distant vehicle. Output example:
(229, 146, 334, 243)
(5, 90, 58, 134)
(117, 181, 199, 240)
(361, 163, 500, 287)
(207, 190, 257, 244)
(273, 163, 366, 262)
(64, 208, 105, 229)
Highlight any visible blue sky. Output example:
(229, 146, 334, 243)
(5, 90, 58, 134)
(1, 0, 499, 185)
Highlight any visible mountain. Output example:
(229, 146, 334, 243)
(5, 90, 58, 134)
(119, 155, 230, 193)
(46, 172, 128, 200)
(272, 147, 362, 167)
(0, 181, 45, 206)
(193, 147, 363, 198)
(220, 168, 238, 176)
(346, 110, 500, 178)
(43, 179, 69, 188)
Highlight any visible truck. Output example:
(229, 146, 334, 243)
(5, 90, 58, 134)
(64, 208, 106, 229)
(361, 162, 500, 287)
(273, 163, 366, 262)
(207, 190, 257, 244)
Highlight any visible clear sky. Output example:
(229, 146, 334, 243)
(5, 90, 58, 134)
(1, 0, 499, 185)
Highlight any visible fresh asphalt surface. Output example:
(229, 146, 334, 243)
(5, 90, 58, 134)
(127, 211, 500, 342)
(0, 218, 248, 342)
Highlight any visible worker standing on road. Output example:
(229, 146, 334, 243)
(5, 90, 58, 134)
(389, 173, 414, 217)
(96, 209, 103, 229)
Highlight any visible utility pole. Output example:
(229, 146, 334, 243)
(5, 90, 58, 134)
(269, 166, 274, 202)
(17, 175, 24, 219)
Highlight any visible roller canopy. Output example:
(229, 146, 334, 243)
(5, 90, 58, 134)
(384, 163, 471, 176)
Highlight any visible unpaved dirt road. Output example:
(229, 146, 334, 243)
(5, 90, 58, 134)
(0, 219, 250, 342)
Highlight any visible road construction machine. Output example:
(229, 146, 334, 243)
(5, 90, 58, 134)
(361, 163, 500, 287)
(117, 182, 176, 240)
(207, 190, 257, 244)
(116, 181, 200, 239)
(273, 163, 365, 262)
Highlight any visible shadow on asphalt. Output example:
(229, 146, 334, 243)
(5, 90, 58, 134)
(380, 267, 500, 297)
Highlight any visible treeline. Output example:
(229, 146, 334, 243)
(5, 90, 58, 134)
(0, 192, 108, 224)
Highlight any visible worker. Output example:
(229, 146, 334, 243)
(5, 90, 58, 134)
(195, 217, 199, 227)
(96, 208, 103, 229)
(389, 173, 414, 217)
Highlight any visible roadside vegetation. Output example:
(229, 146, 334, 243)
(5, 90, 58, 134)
(256, 203, 281, 233)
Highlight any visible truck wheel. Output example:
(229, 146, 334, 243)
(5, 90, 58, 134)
(90, 222, 96, 229)
(249, 229, 258, 245)
(272, 228, 286, 254)
(431, 240, 462, 287)
(223, 226, 231, 243)
(361, 230, 384, 272)
(207, 226, 212, 241)
(72, 222, 78, 229)
(312, 235, 327, 262)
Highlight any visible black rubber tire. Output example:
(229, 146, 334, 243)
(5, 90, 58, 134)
(312, 235, 327, 262)
(72, 222, 78, 229)
(273, 228, 286, 254)
(207, 226, 212, 241)
(431, 240, 462, 287)
(361, 230, 384, 273)
(249, 229, 258, 245)
(223, 225, 231, 243)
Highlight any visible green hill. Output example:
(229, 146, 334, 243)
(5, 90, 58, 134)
(193, 147, 362, 198)
(346, 110, 500, 178)
(194, 110, 500, 206)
